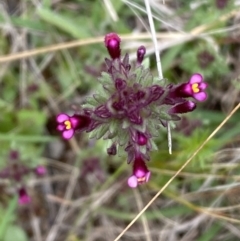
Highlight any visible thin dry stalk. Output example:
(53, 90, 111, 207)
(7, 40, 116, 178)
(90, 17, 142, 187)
(134, 189, 152, 241)
(0, 33, 187, 63)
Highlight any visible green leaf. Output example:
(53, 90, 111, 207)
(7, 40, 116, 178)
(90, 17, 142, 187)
(142, 57, 150, 69)
(98, 72, 113, 86)
(93, 94, 107, 104)
(0, 196, 17, 240)
(197, 223, 221, 241)
(84, 96, 99, 107)
(18, 110, 46, 126)
(134, 67, 143, 84)
(117, 129, 129, 146)
(139, 69, 153, 87)
(108, 120, 119, 137)
(96, 124, 109, 139)
(37, 8, 90, 38)
(162, 45, 183, 72)
(0, 112, 15, 133)
(4, 225, 28, 241)
(0, 134, 56, 142)
(0, 15, 46, 31)
(150, 140, 158, 151)
(17, 110, 46, 135)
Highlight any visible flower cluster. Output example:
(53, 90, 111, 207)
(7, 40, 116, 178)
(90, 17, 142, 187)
(56, 33, 208, 188)
(0, 150, 46, 205)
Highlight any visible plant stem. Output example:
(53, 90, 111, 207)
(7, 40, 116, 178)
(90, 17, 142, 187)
(144, 0, 172, 154)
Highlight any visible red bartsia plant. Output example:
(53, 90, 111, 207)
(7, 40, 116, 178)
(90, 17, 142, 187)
(0, 150, 46, 205)
(56, 33, 208, 188)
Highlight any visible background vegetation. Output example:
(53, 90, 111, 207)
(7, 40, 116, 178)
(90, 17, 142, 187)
(0, 0, 240, 240)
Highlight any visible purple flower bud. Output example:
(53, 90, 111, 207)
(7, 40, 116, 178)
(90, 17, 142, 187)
(107, 143, 117, 155)
(197, 51, 215, 69)
(104, 33, 121, 59)
(56, 113, 91, 140)
(27, 83, 39, 93)
(80, 157, 105, 181)
(135, 90, 145, 100)
(9, 150, 19, 160)
(35, 166, 46, 176)
(137, 46, 146, 64)
(12, 164, 30, 182)
(169, 101, 196, 114)
(216, 0, 229, 9)
(0, 167, 10, 179)
(128, 155, 151, 188)
(148, 85, 164, 103)
(115, 78, 126, 91)
(132, 131, 148, 146)
(94, 105, 112, 118)
(128, 110, 142, 125)
(137, 132, 148, 145)
(18, 187, 31, 205)
(112, 99, 124, 112)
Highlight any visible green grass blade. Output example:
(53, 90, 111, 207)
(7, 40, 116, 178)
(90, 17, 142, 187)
(37, 8, 90, 38)
(197, 223, 222, 241)
(0, 134, 56, 142)
(0, 196, 17, 240)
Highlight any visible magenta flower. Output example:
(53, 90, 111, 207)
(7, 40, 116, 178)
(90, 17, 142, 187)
(34, 165, 47, 176)
(56, 113, 91, 140)
(128, 155, 151, 188)
(18, 187, 31, 205)
(177, 73, 208, 101)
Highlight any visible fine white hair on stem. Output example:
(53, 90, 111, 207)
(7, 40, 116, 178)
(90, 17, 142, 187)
(144, 0, 172, 154)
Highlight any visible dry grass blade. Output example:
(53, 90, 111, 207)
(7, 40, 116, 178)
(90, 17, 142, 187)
(0, 33, 186, 63)
(114, 103, 240, 241)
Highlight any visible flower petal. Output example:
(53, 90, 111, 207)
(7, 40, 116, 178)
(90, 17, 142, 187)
(57, 113, 69, 123)
(70, 116, 79, 128)
(35, 166, 46, 176)
(135, 169, 146, 178)
(199, 82, 208, 90)
(193, 92, 207, 102)
(62, 129, 74, 139)
(128, 175, 138, 188)
(145, 171, 151, 182)
(57, 124, 65, 131)
(18, 188, 31, 205)
(189, 73, 203, 84)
